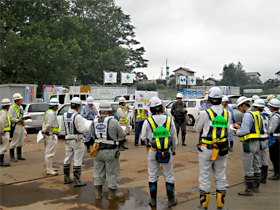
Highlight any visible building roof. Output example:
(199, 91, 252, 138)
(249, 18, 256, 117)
(173, 67, 196, 73)
(205, 77, 218, 82)
(275, 71, 280, 75)
(245, 72, 261, 76)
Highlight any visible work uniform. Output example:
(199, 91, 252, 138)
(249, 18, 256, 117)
(0, 109, 11, 155)
(268, 111, 280, 177)
(201, 102, 211, 110)
(8, 104, 25, 149)
(42, 109, 60, 173)
(132, 109, 149, 145)
(237, 109, 261, 193)
(171, 101, 187, 145)
(61, 109, 90, 185)
(116, 105, 128, 127)
(90, 115, 128, 190)
(142, 114, 178, 206)
(259, 112, 269, 182)
(195, 105, 232, 209)
(82, 104, 98, 144)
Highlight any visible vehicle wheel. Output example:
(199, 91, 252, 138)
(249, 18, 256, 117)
(187, 115, 195, 126)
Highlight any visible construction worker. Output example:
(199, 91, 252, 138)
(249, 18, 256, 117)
(171, 93, 187, 146)
(142, 97, 178, 208)
(252, 99, 269, 183)
(132, 107, 149, 146)
(251, 95, 260, 104)
(9, 93, 28, 162)
(41, 98, 60, 176)
(200, 95, 211, 110)
(263, 94, 275, 117)
(194, 87, 232, 210)
(82, 96, 98, 153)
(267, 98, 280, 180)
(116, 97, 129, 151)
(0, 98, 12, 166)
(61, 97, 90, 187)
(90, 101, 130, 200)
(234, 96, 261, 196)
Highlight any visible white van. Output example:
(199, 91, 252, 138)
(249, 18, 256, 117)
(50, 93, 91, 106)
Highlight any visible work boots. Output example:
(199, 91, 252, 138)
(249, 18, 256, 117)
(196, 192, 209, 210)
(182, 135, 186, 146)
(63, 164, 74, 184)
(10, 148, 17, 162)
(253, 173, 261, 193)
(73, 166, 86, 187)
(238, 176, 254, 196)
(260, 165, 268, 183)
(0, 154, 10, 167)
(119, 140, 128, 151)
(268, 173, 280, 180)
(16, 147, 25, 160)
(95, 185, 102, 199)
(108, 188, 125, 200)
(166, 182, 178, 208)
(216, 190, 226, 210)
(149, 182, 157, 207)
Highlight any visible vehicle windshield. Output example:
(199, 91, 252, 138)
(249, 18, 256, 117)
(28, 104, 49, 112)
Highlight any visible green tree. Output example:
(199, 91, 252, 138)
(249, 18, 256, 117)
(219, 62, 249, 86)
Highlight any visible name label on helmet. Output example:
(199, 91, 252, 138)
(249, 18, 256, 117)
(211, 115, 228, 128)
(153, 126, 170, 138)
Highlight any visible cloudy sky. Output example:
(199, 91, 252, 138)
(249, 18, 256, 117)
(115, 0, 280, 82)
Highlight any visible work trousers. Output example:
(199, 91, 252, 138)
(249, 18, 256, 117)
(93, 148, 120, 189)
(199, 145, 228, 193)
(269, 140, 280, 174)
(64, 139, 85, 167)
(134, 120, 144, 144)
(242, 141, 261, 177)
(148, 148, 175, 183)
(10, 125, 24, 148)
(0, 132, 10, 155)
(174, 119, 186, 140)
(45, 135, 58, 172)
(259, 140, 268, 166)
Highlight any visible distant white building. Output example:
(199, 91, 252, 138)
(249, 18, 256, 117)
(173, 67, 196, 77)
(245, 72, 261, 80)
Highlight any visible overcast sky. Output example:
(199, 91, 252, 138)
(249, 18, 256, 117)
(115, 0, 280, 82)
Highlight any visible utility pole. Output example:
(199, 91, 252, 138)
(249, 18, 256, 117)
(166, 58, 169, 88)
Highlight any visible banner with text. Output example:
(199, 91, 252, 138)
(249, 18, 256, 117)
(135, 91, 159, 110)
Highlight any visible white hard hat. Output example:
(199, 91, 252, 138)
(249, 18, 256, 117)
(99, 101, 112, 111)
(204, 95, 209, 100)
(49, 98, 59, 106)
(86, 96, 94, 104)
(119, 97, 126, 103)
(208, 87, 222, 98)
(268, 98, 280, 108)
(237, 96, 250, 107)
(266, 94, 275, 102)
(222, 96, 229, 102)
(70, 97, 81, 105)
(252, 99, 265, 108)
(252, 95, 260, 101)
(1, 98, 12, 106)
(176, 93, 183, 98)
(13, 93, 23, 101)
(149, 97, 162, 108)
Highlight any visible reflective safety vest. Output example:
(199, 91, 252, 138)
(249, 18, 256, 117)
(240, 111, 261, 141)
(63, 112, 83, 140)
(201, 108, 229, 144)
(12, 104, 24, 119)
(148, 116, 172, 150)
(117, 106, 127, 124)
(260, 113, 269, 139)
(136, 109, 148, 119)
(93, 116, 116, 145)
(271, 111, 280, 137)
(0, 109, 11, 132)
(44, 109, 60, 134)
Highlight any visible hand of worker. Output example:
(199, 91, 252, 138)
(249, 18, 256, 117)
(41, 130, 44, 134)
(233, 129, 238, 135)
(233, 123, 240, 129)
(126, 127, 131, 135)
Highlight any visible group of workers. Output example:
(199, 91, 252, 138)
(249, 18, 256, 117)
(0, 89, 279, 210)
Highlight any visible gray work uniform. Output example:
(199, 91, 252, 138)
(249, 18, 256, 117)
(42, 109, 60, 172)
(142, 114, 178, 183)
(8, 104, 25, 149)
(194, 105, 232, 193)
(0, 110, 10, 155)
(61, 110, 89, 167)
(237, 110, 261, 177)
(90, 115, 128, 189)
(260, 113, 269, 166)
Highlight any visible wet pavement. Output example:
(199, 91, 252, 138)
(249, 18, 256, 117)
(0, 127, 279, 209)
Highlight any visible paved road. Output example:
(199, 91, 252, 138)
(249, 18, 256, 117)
(0, 127, 279, 209)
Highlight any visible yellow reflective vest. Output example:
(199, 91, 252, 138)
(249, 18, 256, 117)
(0, 109, 11, 132)
(117, 106, 128, 124)
(44, 109, 60, 134)
(239, 111, 261, 141)
(136, 109, 148, 119)
(12, 104, 24, 119)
